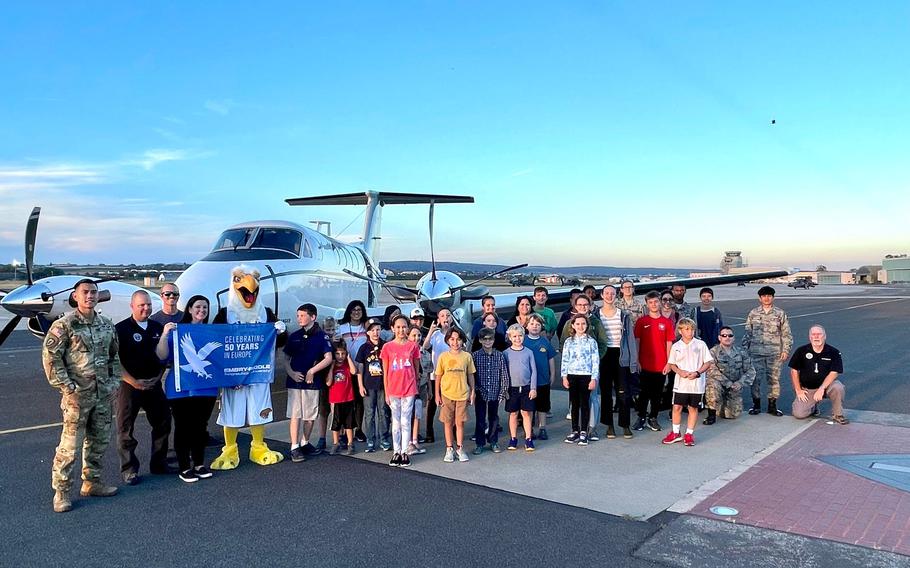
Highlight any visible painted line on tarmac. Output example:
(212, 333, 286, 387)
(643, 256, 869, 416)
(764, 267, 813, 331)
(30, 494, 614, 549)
(1, 347, 42, 355)
(0, 410, 147, 436)
(0, 422, 63, 435)
(730, 298, 907, 327)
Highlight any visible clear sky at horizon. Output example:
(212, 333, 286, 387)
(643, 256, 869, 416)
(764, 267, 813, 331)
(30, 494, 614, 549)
(1, 2, 907, 271)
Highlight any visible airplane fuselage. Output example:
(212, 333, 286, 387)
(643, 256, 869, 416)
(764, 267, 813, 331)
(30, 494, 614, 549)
(174, 220, 375, 330)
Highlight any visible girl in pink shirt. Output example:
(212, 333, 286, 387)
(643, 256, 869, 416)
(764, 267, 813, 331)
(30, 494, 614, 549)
(380, 315, 420, 468)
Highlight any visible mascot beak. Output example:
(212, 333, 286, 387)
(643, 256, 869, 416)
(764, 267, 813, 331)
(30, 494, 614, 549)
(235, 274, 260, 309)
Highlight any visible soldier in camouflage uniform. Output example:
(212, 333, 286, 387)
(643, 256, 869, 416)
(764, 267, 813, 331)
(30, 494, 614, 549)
(614, 280, 645, 325)
(42, 279, 122, 513)
(704, 326, 755, 424)
(670, 284, 696, 322)
(741, 286, 792, 417)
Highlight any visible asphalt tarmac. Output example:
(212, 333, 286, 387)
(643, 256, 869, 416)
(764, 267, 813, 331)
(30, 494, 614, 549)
(1, 284, 908, 567)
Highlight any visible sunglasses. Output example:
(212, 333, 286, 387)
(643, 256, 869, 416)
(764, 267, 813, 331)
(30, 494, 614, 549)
(719, 333, 734, 338)
(162, 292, 180, 298)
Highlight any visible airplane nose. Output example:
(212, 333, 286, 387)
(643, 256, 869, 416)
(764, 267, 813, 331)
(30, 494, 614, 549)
(0, 283, 53, 317)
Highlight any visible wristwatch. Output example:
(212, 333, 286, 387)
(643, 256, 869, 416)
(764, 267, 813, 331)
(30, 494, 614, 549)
(66, 383, 76, 394)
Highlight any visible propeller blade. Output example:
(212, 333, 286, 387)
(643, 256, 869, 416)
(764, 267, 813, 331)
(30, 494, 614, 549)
(25, 207, 40, 286)
(429, 201, 436, 281)
(0, 316, 22, 347)
(453, 263, 529, 292)
(342, 269, 419, 297)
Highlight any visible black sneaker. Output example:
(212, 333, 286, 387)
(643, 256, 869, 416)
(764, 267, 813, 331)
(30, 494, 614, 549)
(564, 432, 580, 444)
(355, 430, 367, 443)
(606, 426, 616, 439)
(633, 417, 646, 431)
(647, 418, 661, 432)
(577, 432, 589, 446)
(290, 447, 306, 463)
(622, 427, 633, 439)
(400, 453, 411, 468)
(389, 453, 400, 467)
(193, 466, 213, 479)
(178, 469, 198, 483)
(300, 443, 316, 455)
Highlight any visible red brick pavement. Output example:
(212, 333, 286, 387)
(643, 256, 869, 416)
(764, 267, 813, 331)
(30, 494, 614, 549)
(691, 420, 910, 556)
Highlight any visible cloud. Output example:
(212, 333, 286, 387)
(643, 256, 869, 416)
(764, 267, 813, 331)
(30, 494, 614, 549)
(510, 168, 534, 177)
(129, 148, 194, 171)
(0, 153, 220, 263)
(204, 99, 235, 115)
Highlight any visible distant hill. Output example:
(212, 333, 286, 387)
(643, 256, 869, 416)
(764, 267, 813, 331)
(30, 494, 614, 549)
(380, 261, 704, 277)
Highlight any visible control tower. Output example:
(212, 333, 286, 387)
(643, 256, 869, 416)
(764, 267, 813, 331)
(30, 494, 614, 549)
(720, 251, 744, 274)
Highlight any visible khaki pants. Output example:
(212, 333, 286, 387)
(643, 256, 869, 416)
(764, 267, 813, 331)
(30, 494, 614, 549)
(791, 380, 845, 418)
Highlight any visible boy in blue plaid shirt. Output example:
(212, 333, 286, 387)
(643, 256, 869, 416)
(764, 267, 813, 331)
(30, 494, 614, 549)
(471, 328, 509, 454)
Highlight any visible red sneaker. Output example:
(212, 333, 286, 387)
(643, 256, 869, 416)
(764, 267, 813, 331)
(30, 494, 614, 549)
(684, 433, 695, 446)
(661, 432, 683, 445)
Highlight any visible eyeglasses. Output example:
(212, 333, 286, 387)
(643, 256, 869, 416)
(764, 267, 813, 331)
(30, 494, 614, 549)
(162, 292, 179, 298)
(719, 333, 734, 338)
(479, 337, 495, 342)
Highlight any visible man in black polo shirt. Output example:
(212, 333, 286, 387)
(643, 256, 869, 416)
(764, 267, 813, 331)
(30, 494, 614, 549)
(789, 324, 848, 424)
(115, 290, 174, 484)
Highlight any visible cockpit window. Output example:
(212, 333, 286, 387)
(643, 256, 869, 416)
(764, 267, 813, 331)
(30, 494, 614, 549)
(212, 228, 256, 251)
(251, 228, 302, 256)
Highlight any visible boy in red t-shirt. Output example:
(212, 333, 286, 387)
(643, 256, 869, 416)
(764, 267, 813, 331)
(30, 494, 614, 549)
(633, 291, 675, 433)
(327, 340, 358, 455)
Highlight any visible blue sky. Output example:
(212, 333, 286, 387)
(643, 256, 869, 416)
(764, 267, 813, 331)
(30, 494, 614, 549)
(1, 2, 907, 271)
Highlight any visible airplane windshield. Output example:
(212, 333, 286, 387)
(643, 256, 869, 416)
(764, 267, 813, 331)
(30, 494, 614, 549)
(212, 228, 256, 251)
(251, 228, 302, 256)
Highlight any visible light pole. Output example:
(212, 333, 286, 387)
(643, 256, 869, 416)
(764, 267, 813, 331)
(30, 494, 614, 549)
(11, 260, 19, 281)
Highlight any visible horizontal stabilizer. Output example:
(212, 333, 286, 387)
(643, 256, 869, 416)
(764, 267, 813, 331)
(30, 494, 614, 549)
(286, 192, 474, 207)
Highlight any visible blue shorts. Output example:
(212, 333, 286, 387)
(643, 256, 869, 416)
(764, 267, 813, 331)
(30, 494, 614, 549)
(505, 386, 536, 413)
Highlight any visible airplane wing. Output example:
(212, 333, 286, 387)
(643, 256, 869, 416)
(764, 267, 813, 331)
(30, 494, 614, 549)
(486, 269, 790, 317)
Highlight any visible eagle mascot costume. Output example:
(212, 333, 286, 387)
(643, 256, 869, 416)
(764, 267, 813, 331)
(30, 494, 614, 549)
(210, 265, 287, 469)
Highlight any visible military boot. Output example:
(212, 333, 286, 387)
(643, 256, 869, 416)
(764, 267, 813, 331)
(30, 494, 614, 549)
(80, 481, 118, 497)
(748, 398, 762, 415)
(767, 398, 783, 417)
(53, 490, 72, 513)
(702, 409, 717, 425)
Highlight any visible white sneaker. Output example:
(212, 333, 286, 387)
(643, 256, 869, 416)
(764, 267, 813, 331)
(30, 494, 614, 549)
(407, 443, 426, 455)
(456, 447, 470, 462)
(443, 446, 456, 462)
(566, 412, 572, 420)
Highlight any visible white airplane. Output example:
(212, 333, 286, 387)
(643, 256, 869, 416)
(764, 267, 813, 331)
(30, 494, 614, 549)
(172, 192, 527, 330)
(0, 193, 789, 348)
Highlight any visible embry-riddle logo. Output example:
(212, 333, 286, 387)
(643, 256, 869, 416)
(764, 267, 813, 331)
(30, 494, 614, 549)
(180, 333, 223, 380)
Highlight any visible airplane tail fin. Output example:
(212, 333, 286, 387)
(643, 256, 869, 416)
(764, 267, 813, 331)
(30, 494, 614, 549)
(285, 191, 474, 261)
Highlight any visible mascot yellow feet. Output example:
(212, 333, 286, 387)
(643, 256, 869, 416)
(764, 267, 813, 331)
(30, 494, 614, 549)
(210, 443, 240, 470)
(210, 427, 241, 470)
(249, 441, 284, 465)
(249, 424, 284, 466)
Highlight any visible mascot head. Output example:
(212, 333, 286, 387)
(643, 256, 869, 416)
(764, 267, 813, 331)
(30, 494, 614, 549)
(227, 265, 267, 324)
(231, 265, 261, 309)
